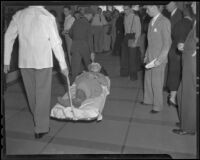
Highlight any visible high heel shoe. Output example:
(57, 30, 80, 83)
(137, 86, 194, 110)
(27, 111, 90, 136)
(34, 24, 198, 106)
(168, 99, 178, 107)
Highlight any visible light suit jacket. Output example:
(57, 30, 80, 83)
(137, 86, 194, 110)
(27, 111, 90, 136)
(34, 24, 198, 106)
(145, 14, 172, 64)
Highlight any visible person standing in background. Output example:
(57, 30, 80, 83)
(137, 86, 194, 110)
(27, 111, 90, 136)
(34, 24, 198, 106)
(91, 7, 107, 53)
(171, 4, 193, 120)
(165, 2, 183, 107)
(62, 5, 75, 66)
(69, 7, 95, 83)
(112, 11, 125, 56)
(103, 10, 112, 53)
(120, 5, 141, 81)
(173, 2, 198, 135)
(110, 9, 119, 53)
(142, 5, 171, 113)
(4, 6, 69, 139)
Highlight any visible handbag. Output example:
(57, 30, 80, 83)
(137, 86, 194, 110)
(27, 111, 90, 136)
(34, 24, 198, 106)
(127, 15, 136, 48)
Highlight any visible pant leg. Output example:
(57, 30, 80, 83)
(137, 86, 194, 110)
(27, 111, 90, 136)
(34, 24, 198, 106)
(71, 50, 82, 83)
(93, 26, 103, 53)
(143, 68, 153, 104)
(129, 47, 139, 79)
(35, 68, 52, 133)
(120, 36, 129, 76)
(103, 25, 111, 52)
(151, 64, 166, 111)
(181, 55, 196, 132)
(80, 44, 91, 71)
(20, 68, 36, 118)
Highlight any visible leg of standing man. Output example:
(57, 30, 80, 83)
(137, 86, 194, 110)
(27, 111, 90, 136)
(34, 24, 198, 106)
(21, 68, 52, 134)
(151, 64, 166, 112)
(120, 36, 129, 77)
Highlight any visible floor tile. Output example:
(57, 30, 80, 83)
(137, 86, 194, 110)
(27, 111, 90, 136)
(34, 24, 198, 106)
(109, 87, 139, 101)
(124, 122, 197, 155)
(4, 92, 28, 110)
(133, 102, 179, 124)
(5, 111, 35, 133)
(6, 137, 47, 155)
(103, 100, 135, 119)
(54, 119, 129, 146)
(42, 142, 119, 154)
(4, 109, 22, 121)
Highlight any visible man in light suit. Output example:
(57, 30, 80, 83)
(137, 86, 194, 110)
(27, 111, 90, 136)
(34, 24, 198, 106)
(4, 6, 69, 139)
(142, 5, 172, 113)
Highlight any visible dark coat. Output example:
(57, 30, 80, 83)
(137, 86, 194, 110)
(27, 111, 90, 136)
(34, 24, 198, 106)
(166, 9, 183, 91)
(178, 23, 197, 132)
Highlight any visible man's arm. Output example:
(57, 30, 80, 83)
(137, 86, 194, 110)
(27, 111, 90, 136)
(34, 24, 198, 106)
(156, 19, 172, 64)
(47, 16, 68, 73)
(4, 14, 18, 67)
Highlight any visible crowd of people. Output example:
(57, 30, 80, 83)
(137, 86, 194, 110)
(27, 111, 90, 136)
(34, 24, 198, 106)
(3, 2, 198, 138)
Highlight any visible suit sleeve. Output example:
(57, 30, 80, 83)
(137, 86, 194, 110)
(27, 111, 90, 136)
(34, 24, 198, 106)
(47, 16, 67, 70)
(157, 19, 172, 63)
(4, 13, 19, 65)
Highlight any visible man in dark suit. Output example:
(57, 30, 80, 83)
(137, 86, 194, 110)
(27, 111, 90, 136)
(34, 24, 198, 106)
(165, 2, 183, 107)
(142, 5, 172, 113)
(69, 7, 95, 83)
(173, 2, 198, 135)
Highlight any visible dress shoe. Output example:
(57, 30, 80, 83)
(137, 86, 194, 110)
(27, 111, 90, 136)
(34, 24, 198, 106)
(172, 129, 195, 135)
(176, 122, 180, 127)
(35, 129, 50, 139)
(150, 110, 159, 114)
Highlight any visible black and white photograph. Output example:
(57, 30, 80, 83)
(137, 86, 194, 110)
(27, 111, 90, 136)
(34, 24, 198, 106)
(1, 1, 199, 159)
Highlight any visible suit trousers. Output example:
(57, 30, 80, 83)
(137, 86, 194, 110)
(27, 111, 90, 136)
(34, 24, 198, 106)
(71, 41, 91, 83)
(92, 26, 104, 53)
(120, 35, 140, 78)
(20, 68, 52, 133)
(103, 25, 111, 52)
(144, 64, 166, 111)
(177, 53, 196, 132)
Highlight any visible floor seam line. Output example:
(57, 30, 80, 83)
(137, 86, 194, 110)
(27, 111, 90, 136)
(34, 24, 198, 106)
(120, 85, 141, 154)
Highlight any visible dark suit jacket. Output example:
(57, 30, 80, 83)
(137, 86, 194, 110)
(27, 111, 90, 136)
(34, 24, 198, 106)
(146, 14, 172, 64)
(69, 17, 94, 53)
(170, 8, 183, 40)
(175, 17, 193, 45)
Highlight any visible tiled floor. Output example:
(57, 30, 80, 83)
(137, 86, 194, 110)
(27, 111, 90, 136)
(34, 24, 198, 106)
(3, 54, 197, 158)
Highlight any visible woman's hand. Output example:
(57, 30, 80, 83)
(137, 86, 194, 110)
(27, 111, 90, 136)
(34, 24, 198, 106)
(177, 43, 184, 51)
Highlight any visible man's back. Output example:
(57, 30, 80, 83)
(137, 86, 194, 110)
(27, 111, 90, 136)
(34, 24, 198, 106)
(70, 17, 91, 41)
(4, 6, 66, 69)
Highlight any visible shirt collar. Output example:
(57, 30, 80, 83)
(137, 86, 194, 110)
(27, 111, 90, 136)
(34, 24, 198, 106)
(171, 8, 177, 17)
(153, 13, 160, 22)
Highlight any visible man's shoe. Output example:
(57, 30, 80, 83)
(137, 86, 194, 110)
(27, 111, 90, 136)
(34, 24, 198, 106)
(176, 122, 180, 127)
(150, 110, 159, 114)
(34, 129, 50, 139)
(172, 129, 195, 135)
